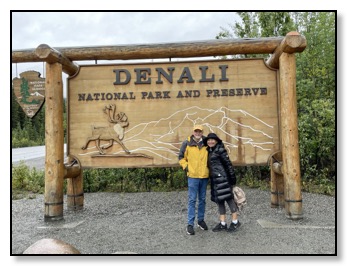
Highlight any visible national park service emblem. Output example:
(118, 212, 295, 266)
(13, 71, 45, 118)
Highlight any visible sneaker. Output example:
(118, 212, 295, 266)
(212, 222, 228, 232)
(186, 225, 195, 235)
(227, 221, 241, 232)
(197, 220, 208, 230)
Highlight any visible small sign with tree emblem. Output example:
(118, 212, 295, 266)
(13, 70, 45, 118)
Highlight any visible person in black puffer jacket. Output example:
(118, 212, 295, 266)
(203, 133, 241, 233)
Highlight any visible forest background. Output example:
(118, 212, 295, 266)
(11, 12, 336, 197)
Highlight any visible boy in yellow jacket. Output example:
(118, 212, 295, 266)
(178, 125, 209, 235)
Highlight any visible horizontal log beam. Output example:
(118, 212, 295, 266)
(64, 165, 81, 179)
(266, 32, 306, 69)
(12, 37, 284, 64)
(35, 44, 80, 76)
(273, 162, 283, 175)
(12, 49, 40, 63)
(64, 155, 81, 179)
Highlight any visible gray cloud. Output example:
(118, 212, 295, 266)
(11, 11, 238, 96)
(12, 12, 236, 49)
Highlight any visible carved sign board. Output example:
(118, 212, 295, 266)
(67, 58, 279, 168)
(12, 71, 45, 118)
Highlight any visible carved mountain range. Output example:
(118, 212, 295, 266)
(118, 106, 276, 161)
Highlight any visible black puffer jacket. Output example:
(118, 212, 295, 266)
(207, 143, 237, 203)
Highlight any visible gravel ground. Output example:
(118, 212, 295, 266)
(11, 187, 336, 255)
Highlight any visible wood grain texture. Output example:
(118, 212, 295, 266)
(44, 63, 64, 221)
(68, 58, 280, 168)
(12, 37, 284, 63)
(279, 53, 302, 219)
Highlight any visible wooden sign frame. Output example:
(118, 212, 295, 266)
(67, 58, 280, 168)
(12, 32, 306, 221)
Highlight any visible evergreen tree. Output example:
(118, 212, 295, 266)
(11, 86, 20, 129)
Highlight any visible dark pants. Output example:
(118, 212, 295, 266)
(217, 198, 238, 215)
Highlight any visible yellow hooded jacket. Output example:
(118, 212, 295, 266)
(178, 136, 209, 178)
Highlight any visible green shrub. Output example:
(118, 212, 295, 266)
(12, 162, 45, 198)
(12, 163, 334, 198)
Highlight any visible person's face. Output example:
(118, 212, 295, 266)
(193, 129, 203, 140)
(207, 138, 217, 147)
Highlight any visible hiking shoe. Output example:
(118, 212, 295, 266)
(227, 221, 241, 232)
(186, 225, 195, 235)
(212, 222, 228, 232)
(198, 220, 208, 230)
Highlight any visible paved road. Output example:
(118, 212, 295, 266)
(12, 145, 46, 163)
(12, 145, 67, 170)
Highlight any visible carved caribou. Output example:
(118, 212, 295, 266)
(81, 104, 130, 154)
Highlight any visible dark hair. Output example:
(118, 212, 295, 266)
(203, 133, 222, 145)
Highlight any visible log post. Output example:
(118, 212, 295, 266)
(64, 156, 84, 210)
(279, 52, 303, 220)
(44, 62, 64, 221)
(270, 152, 284, 208)
(66, 171, 84, 210)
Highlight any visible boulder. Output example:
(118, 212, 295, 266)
(23, 238, 81, 254)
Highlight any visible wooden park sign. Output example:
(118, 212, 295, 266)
(12, 32, 307, 221)
(68, 59, 279, 168)
(12, 70, 45, 118)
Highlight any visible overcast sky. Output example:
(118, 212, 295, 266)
(12, 12, 238, 49)
(11, 12, 239, 77)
